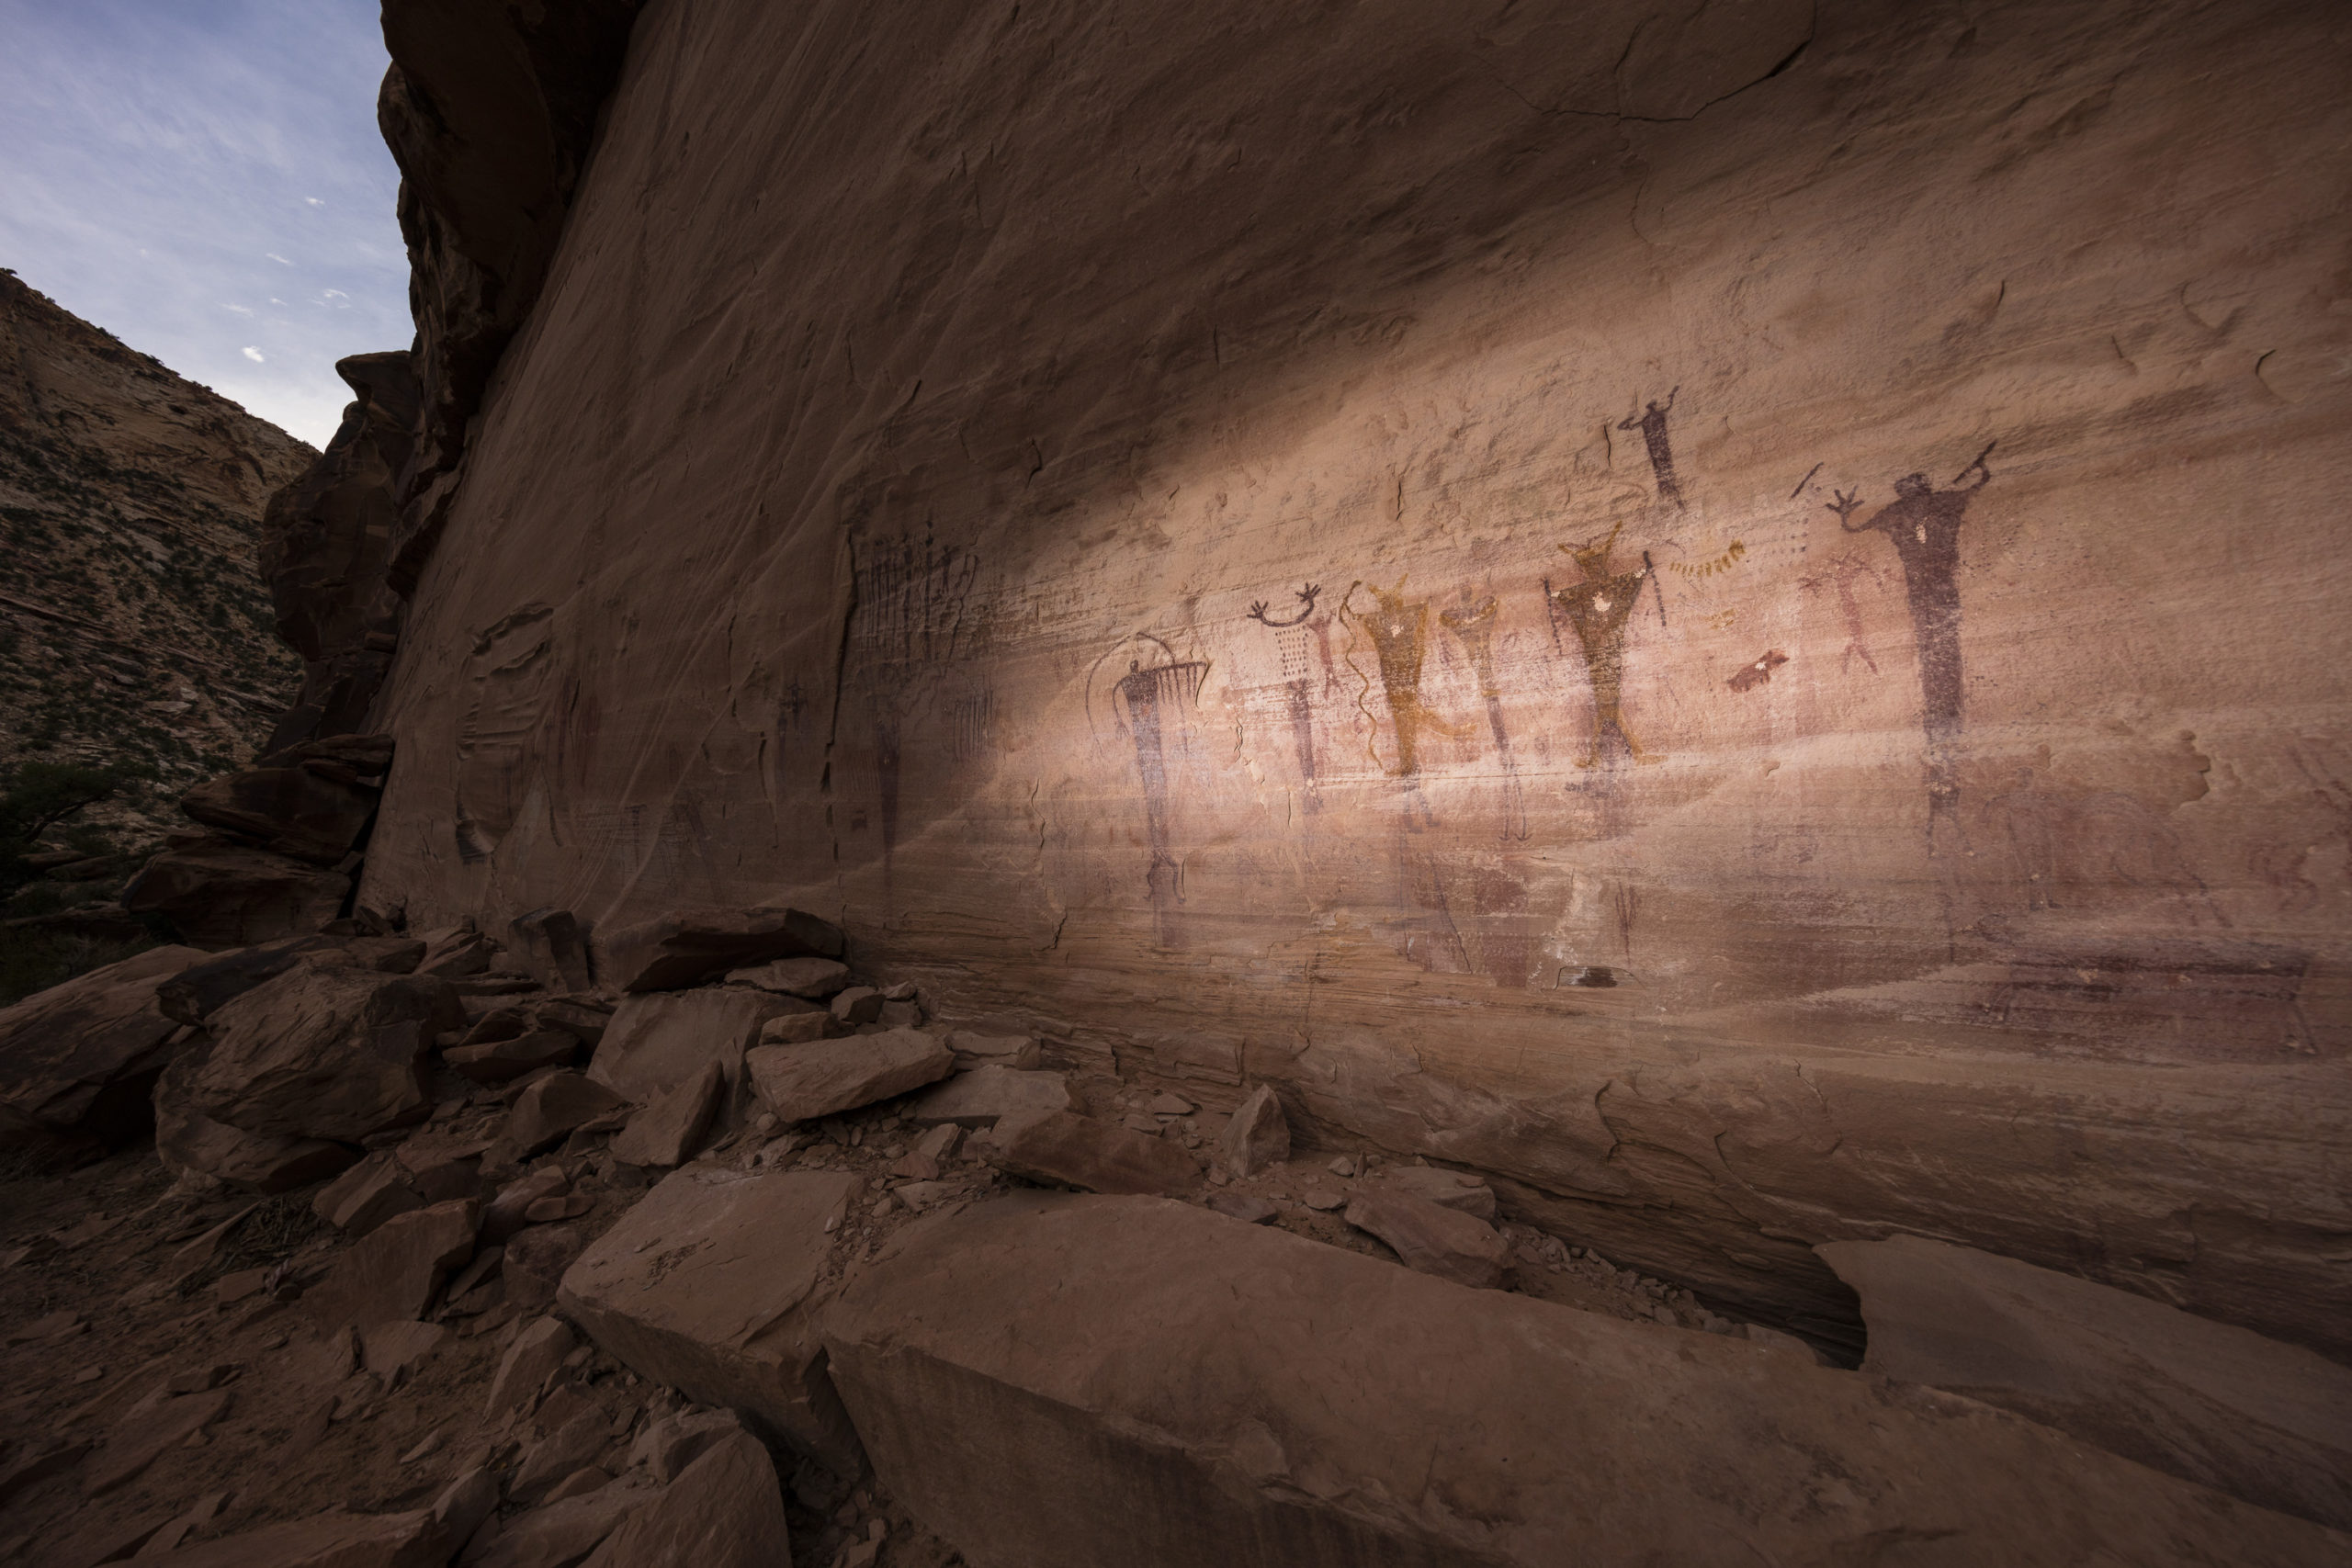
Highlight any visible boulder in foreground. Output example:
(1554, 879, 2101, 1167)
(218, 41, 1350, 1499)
(1819, 1234, 2352, 1532)
(558, 1165, 864, 1474)
(188, 963, 463, 1142)
(578, 1429, 789, 1568)
(121, 840, 350, 949)
(991, 1110, 1200, 1197)
(745, 1028, 954, 1123)
(588, 987, 797, 1103)
(0, 944, 207, 1151)
(153, 1506, 447, 1568)
(1344, 1189, 1510, 1289)
(824, 1193, 2348, 1568)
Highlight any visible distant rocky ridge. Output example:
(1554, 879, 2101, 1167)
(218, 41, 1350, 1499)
(0, 269, 311, 825)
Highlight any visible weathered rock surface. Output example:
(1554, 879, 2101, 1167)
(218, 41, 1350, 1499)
(501, 1070, 629, 1158)
(1377, 1164, 1498, 1220)
(595, 907, 845, 993)
(187, 963, 461, 1141)
(507, 907, 594, 991)
(745, 1029, 955, 1124)
(1345, 1188, 1510, 1289)
(447, 1028, 579, 1083)
(1216, 1084, 1289, 1179)
(557, 1166, 865, 1472)
(0, 944, 205, 1150)
(905, 1067, 1079, 1130)
(992, 1110, 1201, 1197)
(829, 1194, 2348, 1567)
(349, 0, 2352, 1365)
(155, 937, 333, 1025)
(588, 987, 796, 1103)
(314, 1149, 429, 1236)
(162, 1507, 447, 1568)
(487, 1315, 577, 1419)
(944, 1032, 1041, 1072)
(463, 1476, 656, 1568)
(305, 1198, 479, 1330)
(121, 840, 350, 950)
(179, 763, 381, 866)
(1820, 1234, 2352, 1532)
(153, 1047, 357, 1191)
(578, 1429, 788, 1568)
(610, 1060, 723, 1167)
(503, 1222, 588, 1313)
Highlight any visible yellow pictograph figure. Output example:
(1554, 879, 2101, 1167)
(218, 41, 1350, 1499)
(1339, 578, 1469, 778)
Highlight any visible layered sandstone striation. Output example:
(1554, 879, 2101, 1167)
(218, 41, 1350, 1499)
(303, 0, 2352, 1369)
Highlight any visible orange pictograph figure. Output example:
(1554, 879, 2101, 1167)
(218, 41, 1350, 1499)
(1339, 578, 1468, 777)
(1798, 547, 1886, 674)
(1544, 523, 1657, 767)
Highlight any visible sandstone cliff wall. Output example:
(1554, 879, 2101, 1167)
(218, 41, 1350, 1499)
(356, 0, 2352, 1356)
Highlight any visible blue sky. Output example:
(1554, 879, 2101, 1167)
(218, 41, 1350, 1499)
(0, 0, 408, 448)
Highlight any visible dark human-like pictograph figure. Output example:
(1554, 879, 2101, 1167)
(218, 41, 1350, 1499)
(1249, 582, 1324, 809)
(1827, 441, 1995, 848)
(1545, 523, 1657, 767)
(1619, 387, 1685, 509)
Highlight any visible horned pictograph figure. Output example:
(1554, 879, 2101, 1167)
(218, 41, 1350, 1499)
(1249, 583, 1323, 809)
(1340, 578, 1467, 778)
(1619, 387, 1684, 509)
(1545, 523, 1656, 767)
(1827, 441, 1995, 847)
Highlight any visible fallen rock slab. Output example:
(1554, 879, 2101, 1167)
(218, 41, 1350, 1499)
(826, 1194, 2349, 1568)
(502, 1070, 629, 1157)
(159, 1507, 447, 1568)
(508, 907, 594, 991)
(83, 1386, 232, 1496)
(1378, 1164, 1498, 1220)
(0, 944, 207, 1151)
(579, 1429, 788, 1568)
(463, 1475, 656, 1568)
(313, 1149, 428, 1235)
(944, 1031, 1041, 1072)
(179, 762, 380, 865)
(487, 1315, 576, 1418)
(306, 1198, 479, 1329)
(726, 956, 849, 998)
(745, 1029, 954, 1123)
(1216, 1083, 1288, 1178)
(557, 1166, 864, 1472)
(1819, 1234, 2352, 1532)
(589, 988, 797, 1103)
(597, 906, 845, 993)
(154, 1049, 356, 1192)
(447, 1029, 581, 1083)
(156, 937, 334, 1025)
(120, 840, 351, 949)
(503, 1222, 586, 1313)
(1345, 1189, 1510, 1289)
(905, 1066, 1079, 1130)
(992, 1110, 1201, 1197)
(611, 1060, 724, 1167)
(190, 963, 464, 1142)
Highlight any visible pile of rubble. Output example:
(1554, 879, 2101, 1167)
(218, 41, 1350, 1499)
(3, 899, 2349, 1566)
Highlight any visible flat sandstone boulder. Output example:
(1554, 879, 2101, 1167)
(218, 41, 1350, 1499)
(589, 988, 797, 1103)
(577, 1430, 789, 1568)
(1819, 1234, 2352, 1532)
(1344, 1188, 1510, 1289)
(189, 963, 464, 1142)
(745, 1029, 955, 1123)
(306, 1198, 480, 1330)
(904, 1066, 1079, 1130)
(0, 945, 208, 1149)
(823, 1194, 2348, 1568)
(991, 1110, 1201, 1197)
(557, 1165, 865, 1473)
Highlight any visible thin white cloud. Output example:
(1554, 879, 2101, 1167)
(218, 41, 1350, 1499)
(303, 196, 323, 207)
(321, 288, 346, 299)
(265, 251, 291, 265)
(221, 302, 253, 315)
(242, 345, 265, 362)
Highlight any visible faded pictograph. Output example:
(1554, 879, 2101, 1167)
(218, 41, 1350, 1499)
(1248, 582, 1325, 811)
(849, 531, 981, 867)
(1827, 441, 1995, 847)
(1544, 523, 1660, 767)
(1798, 547, 1887, 674)
(1088, 635, 1211, 942)
(1339, 578, 1468, 780)
(1618, 387, 1685, 509)
(1438, 590, 1530, 840)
